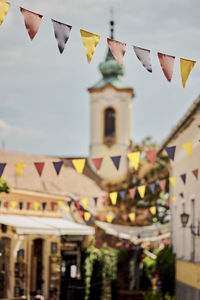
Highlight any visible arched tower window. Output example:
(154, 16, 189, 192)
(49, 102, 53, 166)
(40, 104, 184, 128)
(104, 107, 116, 137)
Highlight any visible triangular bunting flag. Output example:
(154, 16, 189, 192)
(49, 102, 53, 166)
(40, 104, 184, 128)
(34, 202, 39, 211)
(119, 190, 126, 201)
(0, 163, 6, 177)
(14, 163, 26, 177)
(192, 169, 198, 180)
(75, 200, 80, 210)
(34, 162, 45, 176)
(80, 29, 100, 63)
(20, 7, 43, 40)
(145, 149, 157, 164)
(19, 202, 23, 210)
(11, 201, 16, 209)
(164, 146, 176, 160)
(172, 196, 177, 203)
(180, 173, 186, 184)
(66, 205, 70, 212)
(51, 19, 72, 54)
(107, 38, 126, 66)
(72, 159, 86, 174)
(53, 161, 64, 175)
(67, 200, 72, 207)
(158, 179, 166, 192)
(180, 58, 196, 88)
(137, 185, 146, 198)
(128, 212, 135, 222)
(99, 215, 105, 222)
(58, 201, 64, 210)
(150, 206, 156, 215)
(179, 192, 184, 198)
(82, 198, 88, 210)
(107, 215, 114, 223)
(0, 0, 10, 25)
(129, 187, 136, 200)
(84, 212, 91, 221)
(4, 201, 9, 209)
(182, 142, 193, 157)
(149, 182, 156, 194)
(91, 157, 103, 171)
(42, 202, 46, 210)
(169, 177, 176, 188)
(114, 216, 119, 222)
(133, 46, 152, 72)
(157, 52, 175, 82)
(110, 155, 121, 170)
(109, 192, 118, 205)
(122, 214, 128, 222)
(127, 152, 140, 170)
(26, 202, 31, 210)
(51, 202, 57, 211)
(93, 197, 98, 206)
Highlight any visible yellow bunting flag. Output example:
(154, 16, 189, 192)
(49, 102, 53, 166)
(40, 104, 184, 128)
(0, 0, 10, 25)
(66, 205, 70, 212)
(107, 215, 114, 223)
(128, 212, 135, 222)
(180, 58, 196, 88)
(127, 152, 140, 170)
(14, 162, 26, 177)
(11, 201, 16, 209)
(72, 159, 86, 174)
(172, 196, 177, 203)
(137, 185, 146, 198)
(80, 29, 100, 63)
(109, 192, 118, 205)
(150, 206, 156, 215)
(84, 212, 91, 221)
(169, 177, 176, 188)
(82, 198, 88, 210)
(58, 201, 64, 210)
(182, 142, 193, 157)
(34, 202, 39, 210)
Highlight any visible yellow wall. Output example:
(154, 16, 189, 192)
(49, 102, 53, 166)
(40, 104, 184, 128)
(176, 259, 200, 290)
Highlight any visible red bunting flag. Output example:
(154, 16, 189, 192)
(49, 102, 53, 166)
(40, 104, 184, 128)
(34, 162, 45, 176)
(158, 179, 166, 192)
(192, 169, 198, 180)
(20, 7, 43, 40)
(157, 52, 175, 82)
(145, 149, 157, 164)
(122, 215, 128, 222)
(107, 38, 126, 66)
(129, 187, 136, 200)
(91, 157, 103, 171)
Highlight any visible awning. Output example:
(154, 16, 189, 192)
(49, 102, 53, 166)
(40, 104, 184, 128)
(95, 221, 170, 243)
(0, 214, 94, 235)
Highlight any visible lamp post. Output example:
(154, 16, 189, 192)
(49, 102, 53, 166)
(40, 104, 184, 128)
(180, 212, 200, 236)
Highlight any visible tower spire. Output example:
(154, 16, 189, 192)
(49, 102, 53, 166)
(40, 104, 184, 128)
(110, 8, 114, 39)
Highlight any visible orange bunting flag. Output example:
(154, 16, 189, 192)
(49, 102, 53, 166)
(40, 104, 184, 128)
(72, 159, 86, 174)
(137, 185, 146, 198)
(180, 58, 196, 88)
(14, 162, 26, 177)
(20, 7, 43, 40)
(145, 149, 157, 164)
(80, 29, 100, 63)
(169, 177, 176, 188)
(0, 0, 10, 25)
(34, 162, 45, 176)
(82, 198, 88, 210)
(107, 215, 114, 223)
(107, 38, 126, 66)
(127, 152, 140, 170)
(91, 157, 103, 171)
(109, 192, 118, 205)
(157, 52, 175, 82)
(150, 206, 156, 215)
(128, 212, 135, 222)
(84, 212, 91, 221)
(182, 142, 193, 157)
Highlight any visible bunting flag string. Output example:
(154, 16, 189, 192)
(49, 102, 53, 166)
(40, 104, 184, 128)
(51, 19, 72, 54)
(0, 0, 10, 25)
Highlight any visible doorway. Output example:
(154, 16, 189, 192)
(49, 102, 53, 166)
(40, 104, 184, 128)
(60, 254, 78, 300)
(31, 239, 44, 294)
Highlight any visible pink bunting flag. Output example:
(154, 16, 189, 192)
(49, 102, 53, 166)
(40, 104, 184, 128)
(192, 169, 198, 180)
(158, 179, 166, 192)
(20, 7, 43, 40)
(129, 187, 136, 200)
(34, 162, 45, 176)
(157, 52, 175, 82)
(91, 157, 103, 171)
(107, 38, 126, 66)
(122, 214, 128, 222)
(145, 149, 157, 164)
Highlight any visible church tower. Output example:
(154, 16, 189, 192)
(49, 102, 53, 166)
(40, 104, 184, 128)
(88, 20, 134, 181)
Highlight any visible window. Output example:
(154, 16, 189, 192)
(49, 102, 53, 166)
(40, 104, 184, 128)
(104, 107, 116, 137)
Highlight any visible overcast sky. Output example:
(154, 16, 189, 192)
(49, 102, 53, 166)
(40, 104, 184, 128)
(0, 0, 200, 157)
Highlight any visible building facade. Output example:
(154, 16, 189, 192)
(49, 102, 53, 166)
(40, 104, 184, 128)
(88, 21, 134, 181)
(160, 96, 200, 299)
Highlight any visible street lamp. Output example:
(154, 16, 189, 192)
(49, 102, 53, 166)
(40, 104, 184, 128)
(180, 212, 200, 236)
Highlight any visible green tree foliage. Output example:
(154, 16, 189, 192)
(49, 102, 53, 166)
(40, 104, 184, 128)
(0, 177, 10, 193)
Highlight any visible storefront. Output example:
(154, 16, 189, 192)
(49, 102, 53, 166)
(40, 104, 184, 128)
(0, 215, 94, 300)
